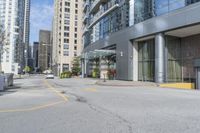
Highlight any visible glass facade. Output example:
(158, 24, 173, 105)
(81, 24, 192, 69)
(138, 39, 155, 82)
(155, 0, 186, 16)
(134, 0, 200, 24)
(83, 0, 200, 47)
(83, 0, 129, 47)
(166, 36, 182, 82)
(134, 0, 154, 24)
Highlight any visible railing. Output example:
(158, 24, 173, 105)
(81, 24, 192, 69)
(83, 0, 89, 12)
(83, 12, 89, 23)
(89, 4, 119, 28)
(90, 0, 101, 13)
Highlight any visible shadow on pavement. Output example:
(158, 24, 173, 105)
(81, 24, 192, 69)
(0, 85, 21, 96)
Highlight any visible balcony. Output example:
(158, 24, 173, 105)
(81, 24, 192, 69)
(83, 13, 89, 24)
(83, 0, 89, 13)
(90, 0, 107, 14)
(88, 4, 119, 28)
(83, 27, 89, 35)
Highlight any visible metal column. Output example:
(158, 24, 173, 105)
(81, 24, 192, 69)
(155, 33, 165, 83)
(194, 59, 200, 89)
(196, 68, 200, 89)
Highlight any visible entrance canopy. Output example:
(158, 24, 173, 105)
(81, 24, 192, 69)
(82, 50, 116, 59)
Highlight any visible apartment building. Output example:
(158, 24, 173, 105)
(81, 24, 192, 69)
(82, 0, 200, 86)
(0, 0, 30, 74)
(52, 0, 83, 75)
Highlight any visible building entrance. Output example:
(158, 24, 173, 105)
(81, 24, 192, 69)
(138, 39, 155, 82)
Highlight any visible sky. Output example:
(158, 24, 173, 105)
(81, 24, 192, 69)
(30, 0, 54, 44)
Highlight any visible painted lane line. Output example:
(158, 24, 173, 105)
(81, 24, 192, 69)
(43, 80, 69, 102)
(0, 101, 64, 113)
(0, 80, 68, 113)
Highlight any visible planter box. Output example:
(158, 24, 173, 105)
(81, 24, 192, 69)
(0, 75, 5, 91)
(4, 73, 14, 87)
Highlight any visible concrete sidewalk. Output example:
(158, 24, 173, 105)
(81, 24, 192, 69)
(96, 80, 157, 87)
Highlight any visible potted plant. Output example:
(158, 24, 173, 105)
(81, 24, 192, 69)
(107, 69, 116, 80)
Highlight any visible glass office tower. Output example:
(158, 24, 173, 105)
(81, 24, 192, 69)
(82, 0, 200, 83)
(134, 0, 200, 24)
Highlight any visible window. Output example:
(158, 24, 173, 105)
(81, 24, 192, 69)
(75, 15, 78, 20)
(74, 46, 77, 50)
(155, 0, 185, 16)
(65, 2, 70, 6)
(62, 64, 69, 72)
(65, 8, 70, 12)
(74, 33, 77, 38)
(64, 39, 69, 43)
(74, 52, 77, 57)
(75, 9, 78, 14)
(64, 13, 70, 19)
(64, 32, 69, 37)
(63, 51, 69, 56)
(64, 20, 70, 25)
(75, 21, 78, 26)
(64, 44, 69, 49)
(74, 40, 77, 44)
(64, 26, 69, 31)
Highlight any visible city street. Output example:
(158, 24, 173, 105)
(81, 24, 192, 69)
(1, 75, 200, 133)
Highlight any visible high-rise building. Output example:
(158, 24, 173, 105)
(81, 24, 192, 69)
(52, 0, 83, 75)
(24, 0, 30, 66)
(82, 0, 200, 85)
(27, 45, 33, 68)
(38, 30, 51, 72)
(0, 0, 30, 74)
(33, 42, 39, 69)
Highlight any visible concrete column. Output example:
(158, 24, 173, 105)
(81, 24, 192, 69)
(155, 33, 165, 83)
(133, 41, 138, 81)
(81, 59, 85, 78)
(196, 68, 200, 90)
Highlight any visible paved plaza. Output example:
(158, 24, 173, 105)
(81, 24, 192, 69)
(0, 75, 200, 133)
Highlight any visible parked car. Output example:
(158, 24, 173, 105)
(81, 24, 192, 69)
(46, 73, 54, 79)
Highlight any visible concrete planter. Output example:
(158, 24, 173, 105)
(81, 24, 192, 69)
(4, 73, 14, 87)
(0, 75, 5, 91)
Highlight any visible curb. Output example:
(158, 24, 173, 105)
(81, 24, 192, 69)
(95, 81, 158, 87)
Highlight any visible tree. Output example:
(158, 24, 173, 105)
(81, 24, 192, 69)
(71, 56, 81, 76)
(0, 24, 9, 73)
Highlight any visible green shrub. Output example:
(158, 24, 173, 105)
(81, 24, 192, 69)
(92, 68, 100, 78)
(60, 71, 72, 79)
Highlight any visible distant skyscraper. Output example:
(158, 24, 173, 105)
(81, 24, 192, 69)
(0, 0, 30, 74)
(52, 0, 83, 75)
(38, 30, 51, 72)
(24, 0, 31, 66)
(33, 42, 39, 69)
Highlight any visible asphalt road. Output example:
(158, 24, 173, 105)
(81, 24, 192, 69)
(1, 75, 200, 133)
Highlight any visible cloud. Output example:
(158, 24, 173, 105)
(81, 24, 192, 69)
(30, 3, 54, 43)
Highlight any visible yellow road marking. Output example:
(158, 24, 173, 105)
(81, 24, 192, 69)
(0, 80, 68, 113)
(83, 88, 97, 92)
(43, 80, 68, 102)
(0, 101, 64, 113)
